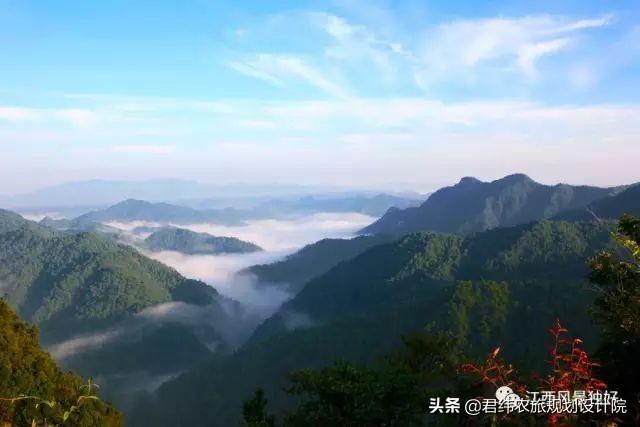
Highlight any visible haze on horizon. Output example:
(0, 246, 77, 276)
(1, 0, 639, 194)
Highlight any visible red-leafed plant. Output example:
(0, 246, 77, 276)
(545, 318, 606, 394)
(464, 319, 608, 426)
(462, 347, 526, 397)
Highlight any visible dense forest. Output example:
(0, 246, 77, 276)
(0, 209, 220, 343)
(234, 215, 639, 426)
(0, 299, 122, 426)
(132, 218, 623, 426)
(1, 174, 639, 426)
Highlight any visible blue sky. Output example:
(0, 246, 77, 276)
(1, 0, 639, 193)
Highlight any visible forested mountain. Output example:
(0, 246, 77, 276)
(0, 209, 219, 342)
(74, 199, 245, 226)
(0, 208, 243, 416)
(554, 183, 640, 221)
(0, 299, 122, 425)
(143, 227, 262, 254)
(133, 219, 613, 426)
(245, 234, 396, 293)
(360, 174, 617, 236)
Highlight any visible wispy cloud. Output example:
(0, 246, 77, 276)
(226, 11, 612, 94)
(417, 15, 611, 85)
(229, 54, 349, 97)
(416, 14, 612, 86)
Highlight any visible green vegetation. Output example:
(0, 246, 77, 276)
(143, 227, 262, 254)
(239, 215, 640, 427)
(0, 209, 218, 343)
(132, 218, 612, 426)
(246, 234, 395, 294)
(0, 299, 122, 426)
(587, 214, 640, 422)
(361, 173, 618, 236)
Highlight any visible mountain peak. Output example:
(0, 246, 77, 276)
(457, 176, 482, 185)
(118, 198, 149, 206)
(498, 173, 534, 184)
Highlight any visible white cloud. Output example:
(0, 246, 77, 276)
(517, 38, 571, 77)
(228, 54, 349, 97)
(316, 13, 413, 65)
(416, 14, 611, 86)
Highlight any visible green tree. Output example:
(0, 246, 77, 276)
(278, 332, 463, 427)
(0, 299, 121, 426)
(241, 389, 276, 427)
(588, 214, 640, 421)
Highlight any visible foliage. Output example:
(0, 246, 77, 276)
(588, 213, 640, 422)
(247, 234, 395, 294)
(274, 332, 462, 427)
(137, 218, 612, 426)
(0, 209, 217, 342)
(0, 299, 121, 426)
(241, 389, 276, 427)
(463, 319, 607, 426)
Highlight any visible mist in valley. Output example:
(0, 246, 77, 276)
(42, 210, 375, 404)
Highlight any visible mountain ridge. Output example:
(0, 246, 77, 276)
(360, 173, 619, 235)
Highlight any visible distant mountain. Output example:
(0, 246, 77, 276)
(240, 193, 421, 218)
(0, 299, 122, 425)
(143, 227, 262, 255)
(138, 218, 613, 426)
(1, 179, 343, 208)
(361, 174, 618, 236)
(246, 234, 396, 294)
(73, 199, 245, 226)
(69, 194, 420, 228)
(0, 208, 220, 343)
(554, 183, 640, 221)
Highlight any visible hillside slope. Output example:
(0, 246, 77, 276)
(136, 219, 613, 426)
(0, 299, 122, 425)
(0, 209, 219, 342)
(143, 227, 262, 254)
(361, 174, 616, 236)
(245, 234, 396, 293)
(554, 183, 640, 221)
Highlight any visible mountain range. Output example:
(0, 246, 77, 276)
(2, 173, 639, 426)
(73, 199, 246, 226)
(135, 217, 614, 426)
(0, 208, 254, 415)
(360, 174, 622, 235)
(554, 183, 640, 221)
(0, 208, 221, 342)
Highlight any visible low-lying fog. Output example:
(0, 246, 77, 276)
(45, 211, 374, 401)
(106, 212, 373, 312)
(50, 212, 372, 349)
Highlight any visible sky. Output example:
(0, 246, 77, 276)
(1, 0, 639, 194)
